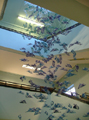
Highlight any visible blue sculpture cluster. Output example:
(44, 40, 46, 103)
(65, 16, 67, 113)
(17, 1, 89, 120)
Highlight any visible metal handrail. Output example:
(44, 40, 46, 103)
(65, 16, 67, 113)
(0, 79, 89, 104)
(0, 79, 54, 93)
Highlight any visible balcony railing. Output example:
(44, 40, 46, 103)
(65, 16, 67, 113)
(0, 79, 89, 104)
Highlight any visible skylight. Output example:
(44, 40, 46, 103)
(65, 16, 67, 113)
(65, 84, 76, 96)
(21, 1, 78, 39)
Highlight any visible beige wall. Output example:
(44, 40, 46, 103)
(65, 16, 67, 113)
(55, 63, 89, 95)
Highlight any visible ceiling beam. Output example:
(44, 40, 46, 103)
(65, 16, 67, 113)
(26, 0, 89, 27)
(76, 0, 89, 8)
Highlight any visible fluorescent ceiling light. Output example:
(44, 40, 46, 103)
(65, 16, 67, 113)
(18, 16, 44, 27)
(22, 64, 41, 70)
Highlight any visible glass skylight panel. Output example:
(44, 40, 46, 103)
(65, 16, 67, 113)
(65, 85, 76, 96)
(20, 1, 78, 39)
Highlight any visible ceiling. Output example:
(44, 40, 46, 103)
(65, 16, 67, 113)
(1, 45, 89, 82)
(26, 0, 89, 27)
(76, 0, 89, 8)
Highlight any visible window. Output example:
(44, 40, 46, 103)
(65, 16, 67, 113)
(65, 84, 76, 96)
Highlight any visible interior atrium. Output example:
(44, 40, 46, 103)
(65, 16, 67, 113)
(0, 0, 89, 120)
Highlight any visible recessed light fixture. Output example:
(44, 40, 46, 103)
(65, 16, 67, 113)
(22, 64, 41, 70)
(18, 16, 44, 27)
